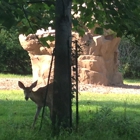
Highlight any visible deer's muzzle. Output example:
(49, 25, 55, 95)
(25, 97, 29, 101)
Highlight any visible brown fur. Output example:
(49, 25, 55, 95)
(18, 81, 53, 127)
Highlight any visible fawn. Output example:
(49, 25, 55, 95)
(18, 81, 53, 127)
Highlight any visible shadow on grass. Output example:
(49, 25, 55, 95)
(0, 99, 51, 126)
(1, 98, 140, 140)
(1, 96, 140, 122)
(79, 99, 140, 109)
(110, 83, 140, 90)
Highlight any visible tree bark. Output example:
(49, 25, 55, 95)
(52, 0, 72, 129)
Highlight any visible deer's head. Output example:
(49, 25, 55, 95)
(18, 81, 37, 101)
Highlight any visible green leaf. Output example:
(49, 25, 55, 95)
(72, 19, 79, 27)
(86, 22, 95, 29)
(47, 36, 55, 42)
(39, 37, 49, 47)
(94, 27, 103, 35)
(39, 36, 55, 47)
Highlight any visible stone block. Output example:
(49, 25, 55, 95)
(19, 30, 123, 86)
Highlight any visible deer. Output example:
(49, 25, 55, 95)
(18, 81, 54, 127)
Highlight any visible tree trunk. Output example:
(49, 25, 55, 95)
(52, 0, 72, 129)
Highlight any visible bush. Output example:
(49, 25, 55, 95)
(119, 36, 140, 78)
(0, 28, 31, 74)
(91, 106, 140, 140)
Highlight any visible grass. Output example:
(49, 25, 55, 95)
(0, 74, 140, 139)
(0, 73, 140, 85)
(0, 73, 32, 78)
(1, 89, 140, 140)
(123, 78, 140, 85)
(0, 73, 139, 85)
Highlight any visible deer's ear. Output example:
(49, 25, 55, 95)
(18, 81, 25, 89)
(30, 81, 37, 89)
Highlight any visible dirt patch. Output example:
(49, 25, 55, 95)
(0, 78, 32, 90)
(0, 78, 140, 94)
(79, 84, 140, 94)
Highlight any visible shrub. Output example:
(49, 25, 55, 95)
(0, 28, 31, 74)
(91, 106, 140, 140)
(119, 37, 140, 78)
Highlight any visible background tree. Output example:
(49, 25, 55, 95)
(72, 1, 140, 40)
(0, 27, 31, 74)
(119, 36, 140, 78)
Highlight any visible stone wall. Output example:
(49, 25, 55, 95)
(19, 34, 54, 87)
(19, 31, 123, 86)
(78, 33, 122, 85)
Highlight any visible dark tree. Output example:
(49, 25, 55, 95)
(52, 0, 72, 129)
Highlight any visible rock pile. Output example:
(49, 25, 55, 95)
(19, 30, 123, 86)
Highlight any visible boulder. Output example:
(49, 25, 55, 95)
(31, 55, 54, 85)
(19, 30, 123, 86)
(79, 68, 108, 85)
(19, 34, 54, 87)
(77, 35, 122, 85)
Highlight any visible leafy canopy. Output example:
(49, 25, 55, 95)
(0, 0, 140, 41)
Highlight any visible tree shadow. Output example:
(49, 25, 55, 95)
(1, 95, 140, 128)
(78, 99, 140, 110)
(112, 84, 140, 90)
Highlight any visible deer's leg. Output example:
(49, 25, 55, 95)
(32, 106, 42, 127)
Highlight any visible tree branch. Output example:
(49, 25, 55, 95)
(9, 0, 55, 6)
(21, 5, 34, 33)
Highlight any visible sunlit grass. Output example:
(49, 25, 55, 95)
(123, 78, 140, 85)
(77, 92, 140, 121)
(1, 90, 140, 140)
(0, 73, 140, 86)
(0, 75, 140, 139)
(0, 73, 32, 78)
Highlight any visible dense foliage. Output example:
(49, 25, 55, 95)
(0, 0, 55, 34)
(73, 0, 140, 40)
(119, 37, 140, 78)
(1, 0, 140, 39)
(0, 28, 31, 74)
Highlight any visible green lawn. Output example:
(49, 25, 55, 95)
(0, 74, 140, 139)
(1, 89, 140, 140)
(0, 73, 32, 78)
(0, 73, 139, 85)
(123, 78, 140, 85)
